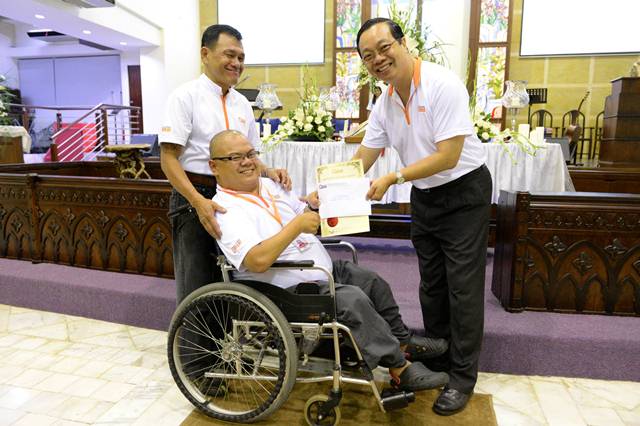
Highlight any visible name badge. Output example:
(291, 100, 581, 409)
(294, 237, 312, 253)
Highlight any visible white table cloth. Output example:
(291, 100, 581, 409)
(485, 142, 574, 203)
(260, 141, 574, 204)
(0, 125, 31, 153)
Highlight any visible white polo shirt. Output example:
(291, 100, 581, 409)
(160, 74, 260, 175)
(214, 178, 333, 289)
(363, 60, 486, 189)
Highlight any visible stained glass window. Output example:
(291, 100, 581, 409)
(473, 46, 507, 114)
(480, 0, 509, 43)
(337, 0, 362, 48)
(372, 0, 416, 20)
(335, 51, 362, 118)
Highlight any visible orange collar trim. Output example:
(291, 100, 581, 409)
(387, 57, 422, 97)
(412, 57, 422, 87)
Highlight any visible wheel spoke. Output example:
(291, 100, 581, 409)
(169, 289, 294, 422)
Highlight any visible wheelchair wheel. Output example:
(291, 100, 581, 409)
(168, 282, 297, 423)
(304, 394, 341, 426)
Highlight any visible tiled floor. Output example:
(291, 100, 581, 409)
(0, 303, 638, 425)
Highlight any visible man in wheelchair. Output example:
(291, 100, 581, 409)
(208, 129, 449, 392)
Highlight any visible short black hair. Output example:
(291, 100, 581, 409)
(356, 18, 404, 56)
(201, 24, 242, 48)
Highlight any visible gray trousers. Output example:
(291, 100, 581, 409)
(410, 165, 492, 394)
(310, 260, 410, 371)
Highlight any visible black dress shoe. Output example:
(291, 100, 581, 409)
(432, 387, 471, 416)
(404, 335, 448, 361)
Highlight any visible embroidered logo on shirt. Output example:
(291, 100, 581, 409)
(418, 106, 426, 113)
(161, 126, 172, 132)
(230, 239, 243, 254)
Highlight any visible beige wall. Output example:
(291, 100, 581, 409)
(509, 0, 639, 130)
(199, 0, 335, 117)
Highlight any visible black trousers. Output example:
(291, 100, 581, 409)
(410, 165, 492, 393)
(169, 185, 222, 305)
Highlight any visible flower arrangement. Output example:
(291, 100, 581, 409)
(474, 111, 497, 143)
(473, 111, 542, 163)
(263, 68, 334, 147)
(358, 1, 448, 92)
(0, 74, 13, 125)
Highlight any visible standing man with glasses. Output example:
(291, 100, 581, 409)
(160, 24, 290, 308)
(352, 18, 492, 415)
(209, 130, 450, 392)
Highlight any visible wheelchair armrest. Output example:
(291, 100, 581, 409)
(318, 238, 342, 244)
(319, 238, 358, 265)
(272, 260, 315, 268)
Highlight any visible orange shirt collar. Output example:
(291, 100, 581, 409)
(387, 57, 422, 97)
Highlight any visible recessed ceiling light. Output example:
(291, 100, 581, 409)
(82, 30, 92, 35)
(119, 41, 127, 46)
(34, 14, 45, 19)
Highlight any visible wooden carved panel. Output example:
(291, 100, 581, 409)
(0, 167, 174, 278)
(493, 191, 640, 316)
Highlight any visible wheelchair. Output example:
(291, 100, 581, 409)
(167, 240, 416, 425)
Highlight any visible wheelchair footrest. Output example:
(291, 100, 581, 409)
(380, 388, 416, 411)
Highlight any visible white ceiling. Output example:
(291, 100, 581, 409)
(0, 0, 162, 57)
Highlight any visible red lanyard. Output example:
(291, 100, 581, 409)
(219, 185, 282, 227)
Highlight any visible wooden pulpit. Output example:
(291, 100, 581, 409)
(599, 77, 640, 167)
(0, 136, 24, 164)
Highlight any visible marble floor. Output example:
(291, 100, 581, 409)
(0, 303, 639, 426)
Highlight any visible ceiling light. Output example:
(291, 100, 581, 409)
(82, 30, 92, 35)
(119, 41, 127, 46)
(35, 14, 45, 19)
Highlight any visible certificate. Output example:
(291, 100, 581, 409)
(316, 159, 370, 237)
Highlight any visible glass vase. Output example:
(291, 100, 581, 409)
(501, 80, 530, 131)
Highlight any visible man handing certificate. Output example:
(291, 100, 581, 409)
(316, 159, 371, 237)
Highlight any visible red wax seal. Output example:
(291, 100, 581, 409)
(327, 217, 339, 227)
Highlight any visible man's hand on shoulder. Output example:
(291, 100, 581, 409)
(192, 196, 227, 239)
(265, 168, 292, 191)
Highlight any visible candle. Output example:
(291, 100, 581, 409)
(518, 123, 530, 137)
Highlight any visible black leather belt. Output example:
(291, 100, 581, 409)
(185, 171, 216, 188)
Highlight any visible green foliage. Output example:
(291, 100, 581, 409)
(358, 1, 449, 92)
(0, 74, 14, 125)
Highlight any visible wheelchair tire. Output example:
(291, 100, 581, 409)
(168, 282, 297, 423)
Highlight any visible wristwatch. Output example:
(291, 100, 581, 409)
(395, 171, 405, 185)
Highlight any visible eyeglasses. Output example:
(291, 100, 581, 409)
(361, 39, 400, 64)
(211, 150, 261, 162)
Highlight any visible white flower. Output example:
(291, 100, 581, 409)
(481, 132, 489, 140)
(314, 116, 322, 124)
(304, 123, 313, 131)
(318, 125, 325, 132)
(405, 36, 420, 57)
(306, 116, 313, 123)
